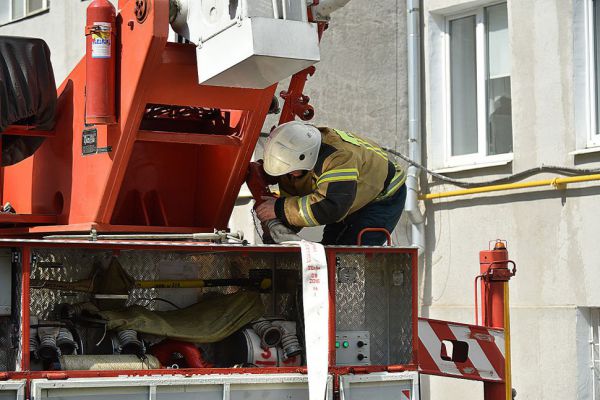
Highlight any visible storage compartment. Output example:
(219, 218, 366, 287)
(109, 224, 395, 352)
(335, 252, 414, 366)
(30, 374, 334, 400)
(0, 248, 22, 373)
(339, 372, 419, 400)
(28, 247, 305, 371)
(0, 381, 25, 400)
(4, 243, 417, 375)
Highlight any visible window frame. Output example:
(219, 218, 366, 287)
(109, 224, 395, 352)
(589, 308, 600, 399)
(0, 0, 49, 27)
(587, 0, 600, 148)
(443, 2, 513, 168)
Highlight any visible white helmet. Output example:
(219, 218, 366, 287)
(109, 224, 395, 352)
(263, 121, 322, 176)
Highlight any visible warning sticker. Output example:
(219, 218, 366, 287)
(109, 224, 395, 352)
(91, 22, 111, 59)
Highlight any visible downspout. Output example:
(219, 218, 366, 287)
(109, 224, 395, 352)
(405, 0, 425, 255)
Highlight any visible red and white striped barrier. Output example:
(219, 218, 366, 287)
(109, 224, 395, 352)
(418, 318, 505, 382)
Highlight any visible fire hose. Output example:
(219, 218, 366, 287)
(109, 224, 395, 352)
(150, 339, 210, 368)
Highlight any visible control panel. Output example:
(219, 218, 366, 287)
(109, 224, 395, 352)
(335, 331, 370, 366)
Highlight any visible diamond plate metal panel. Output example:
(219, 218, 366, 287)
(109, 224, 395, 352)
(335, 252, 413, 365)
(0, 318, 9, 371)
(29, 248, 302, 323)
(11, 252, 21, 372)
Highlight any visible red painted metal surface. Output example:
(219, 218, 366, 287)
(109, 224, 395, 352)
(356, 227, 392, 246)
(1, 0, 276, 234)
(479, 240, 516, 400)
(246, 161, 276, 207)
(278, 66, 317, 123)
(276, 18, 327, 125)
(0, 214, 57, 225)
(85, 0, 117, 124)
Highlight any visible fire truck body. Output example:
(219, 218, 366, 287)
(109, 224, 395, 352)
(0, 1, 514, 399)
(0, 239, 419, 399)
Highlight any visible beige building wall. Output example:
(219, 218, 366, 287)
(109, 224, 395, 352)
(422, 0, 600, 398)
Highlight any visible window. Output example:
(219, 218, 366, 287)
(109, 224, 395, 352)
(589, 0, 600, 147)
(445, 3, 512, 166)
(0, 0, 48, 26)
(584, 308, 600, 399)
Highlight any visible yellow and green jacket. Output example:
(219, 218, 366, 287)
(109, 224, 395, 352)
(274, 127, 406, 228)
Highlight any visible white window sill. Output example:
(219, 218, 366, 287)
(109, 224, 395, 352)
(433, 156, 513, 174)
(569, 146, 600, 156)
(0, 7, 49, 27)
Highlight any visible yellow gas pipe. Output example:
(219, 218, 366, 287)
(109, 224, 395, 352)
(420, 174, 600, 200)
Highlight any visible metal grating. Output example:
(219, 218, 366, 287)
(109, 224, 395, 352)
(335, 252, 413, 365)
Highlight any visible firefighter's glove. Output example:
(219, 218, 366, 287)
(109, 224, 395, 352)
(266, 219, 302, 244)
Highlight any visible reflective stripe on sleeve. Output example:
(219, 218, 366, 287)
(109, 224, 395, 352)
(317, 168, 359, 185)
(298, 196, 319, 226)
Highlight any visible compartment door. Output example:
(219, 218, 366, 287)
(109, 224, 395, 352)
(0, 381, 26, 400)
(339, 372, 419, 400)
(31, 374, 334, 400)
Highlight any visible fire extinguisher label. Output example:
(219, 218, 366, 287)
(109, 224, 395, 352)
(91, 22, 111, 59)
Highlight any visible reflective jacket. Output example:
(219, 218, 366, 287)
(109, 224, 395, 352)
(273, 127, 406, 227)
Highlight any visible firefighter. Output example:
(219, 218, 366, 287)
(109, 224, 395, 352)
(255, 121, 407, 245)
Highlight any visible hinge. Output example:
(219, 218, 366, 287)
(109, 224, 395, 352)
(11, 250, 21, 264)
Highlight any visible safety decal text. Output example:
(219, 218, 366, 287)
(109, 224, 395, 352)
(91, 22, 111, 59)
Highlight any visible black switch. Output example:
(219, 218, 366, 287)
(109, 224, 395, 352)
(357, 354, 365, 361)
(357, 341, 365, 348)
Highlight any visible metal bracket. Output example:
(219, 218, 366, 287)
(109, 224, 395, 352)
(278, 66, 317, 123)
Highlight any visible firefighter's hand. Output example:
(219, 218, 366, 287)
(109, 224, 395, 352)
(256, 197, 277, 221)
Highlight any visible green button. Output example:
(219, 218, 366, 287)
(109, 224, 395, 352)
(335, 341, 340, 348)
(343, 341, 349, 348)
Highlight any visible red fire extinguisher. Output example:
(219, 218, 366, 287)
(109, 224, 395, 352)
(85, 0, 117, 125)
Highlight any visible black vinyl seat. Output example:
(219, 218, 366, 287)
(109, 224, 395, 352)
(0, 36, 56, 166)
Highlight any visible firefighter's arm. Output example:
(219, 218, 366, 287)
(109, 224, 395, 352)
(274, 152, 359, 227)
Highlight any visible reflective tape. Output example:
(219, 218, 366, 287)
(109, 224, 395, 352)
(377, 168, 407, 200)
(298, 196, 319, 226)
(317, 168, 359, 185)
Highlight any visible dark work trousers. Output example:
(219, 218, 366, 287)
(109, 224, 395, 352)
(321, 183, 408, 246)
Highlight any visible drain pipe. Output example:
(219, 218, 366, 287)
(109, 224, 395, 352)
(405, 0, 425, 255)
